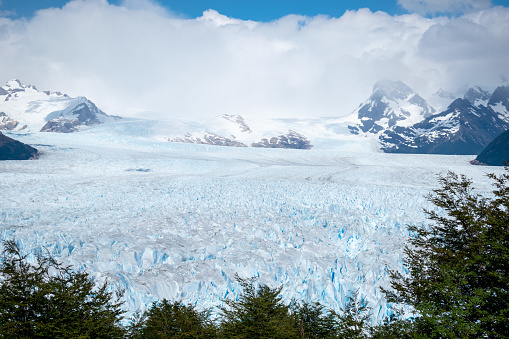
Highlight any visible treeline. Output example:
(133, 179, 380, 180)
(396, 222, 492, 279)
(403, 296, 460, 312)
(0, 169, 508, 338)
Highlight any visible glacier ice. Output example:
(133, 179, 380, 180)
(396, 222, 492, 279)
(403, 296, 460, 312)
(0, 122, 503, 323)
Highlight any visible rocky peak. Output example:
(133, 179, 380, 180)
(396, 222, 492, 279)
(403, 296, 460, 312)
(371, 80, 414, 101)
(349, 80, 435, 135)
(464, 86, 490, 106)
(488, 85, 509, 108)
(434, 88, 457, 99)
(5, 79, 23, 90)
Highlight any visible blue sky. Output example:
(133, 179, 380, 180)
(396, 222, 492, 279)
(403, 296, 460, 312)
(3, 0, 508, 20)
(3, 0, 401, 19)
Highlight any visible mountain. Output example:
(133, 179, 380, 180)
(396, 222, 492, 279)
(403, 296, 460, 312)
(381, 86, 509, 155)
(167, 114, 313, 149)
(0, 132, 38, 160)
(464, 86, 490, 106)
(0, 79, 118, 133)
(472, 129, 509, 166)
(40, 97, 116, 133)
(348, 80, 435, 135)
(251, 130, 312, 149)
(487, 85, 509, 123)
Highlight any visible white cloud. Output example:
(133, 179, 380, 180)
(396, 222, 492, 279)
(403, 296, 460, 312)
(0, 0, 507, 119)
(398, 0, 492, 15)
(119, 0, 177, 18)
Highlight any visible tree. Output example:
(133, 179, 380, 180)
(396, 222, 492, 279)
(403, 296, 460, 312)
(0, 240, 125, 338)
(292, 301, 338, 339)
(333, 290, 371, 339)
(383, 170, 509, 337)
(127, 299, 216, 339)
(218, 276, 299, 339)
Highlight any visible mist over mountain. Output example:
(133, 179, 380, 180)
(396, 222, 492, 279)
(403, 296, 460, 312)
(346, 80, 509, 155)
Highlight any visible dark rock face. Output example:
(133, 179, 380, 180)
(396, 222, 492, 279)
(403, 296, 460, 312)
(0, 132, 38, 160)
(0, 112, 26, 131)
(222, 114, 252, 133)
(41, 100, 107, 133)
(252, 130, 312, 149)
(473, 129, 509, 166)
(464, 86, 490, 105)
(488, 86, 509, 113)
(381, 86, 509, 155)
(171, 132, 247, 147)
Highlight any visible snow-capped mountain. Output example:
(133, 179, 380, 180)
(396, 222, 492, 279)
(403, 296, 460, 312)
(167, 114, 313, 149)
(380, 86, 509, 154)
(348, 80, 435, 135)
(488, 85, 509, 123)
(463, 86, 491, 107)
(0, 80, 118, 132)
(40, 97, 117, 133)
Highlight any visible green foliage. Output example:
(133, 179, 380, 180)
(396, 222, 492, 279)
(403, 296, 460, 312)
(0, 240, 125, 338)
(333, 290, 371, 339)
(369, 315, 413, 339)
(383, 170, 509, 337)
(218, 276, 299, 339)
(127, 299, 216, 339)
(292, 301, 338, 339)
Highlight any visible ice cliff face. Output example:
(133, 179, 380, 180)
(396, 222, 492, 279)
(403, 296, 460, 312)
(348, 80, 435, 135)
(0, 80, 118, 133)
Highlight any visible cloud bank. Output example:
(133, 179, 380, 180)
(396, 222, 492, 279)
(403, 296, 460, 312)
(0, 0, 508, 118)
(398, 0, 492, 15)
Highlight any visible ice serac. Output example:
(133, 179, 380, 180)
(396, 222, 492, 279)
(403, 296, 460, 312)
(348, 80, 435, 135)
(0, 132, 38, 160)
(381, 94, 509, 155)
(40, 97, 117, 133)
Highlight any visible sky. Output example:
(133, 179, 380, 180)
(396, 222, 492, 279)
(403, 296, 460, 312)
(0, 0, 508, 119)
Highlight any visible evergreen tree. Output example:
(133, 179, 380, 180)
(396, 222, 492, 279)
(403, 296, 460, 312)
(0, 240, 125, 338)
(292, 301, 338, 339)
(218, 276, 299, 339)
(334, 290, 371, 339)
(383, 170, 509, 337)
(127, 299, 216, 339)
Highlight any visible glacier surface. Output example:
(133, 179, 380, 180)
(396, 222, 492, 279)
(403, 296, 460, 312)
(0, 119, 502, 322)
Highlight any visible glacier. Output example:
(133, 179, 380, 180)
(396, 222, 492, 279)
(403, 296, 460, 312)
(0, 118, 503, 323)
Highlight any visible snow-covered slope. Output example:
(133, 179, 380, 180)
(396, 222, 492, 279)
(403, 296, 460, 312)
(0, 80, 117, 132)
(381, 86, 509, 154)
(348, 80, 435, 134)
(166, 114, 314, 149)
(0, 121, 502, 324)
